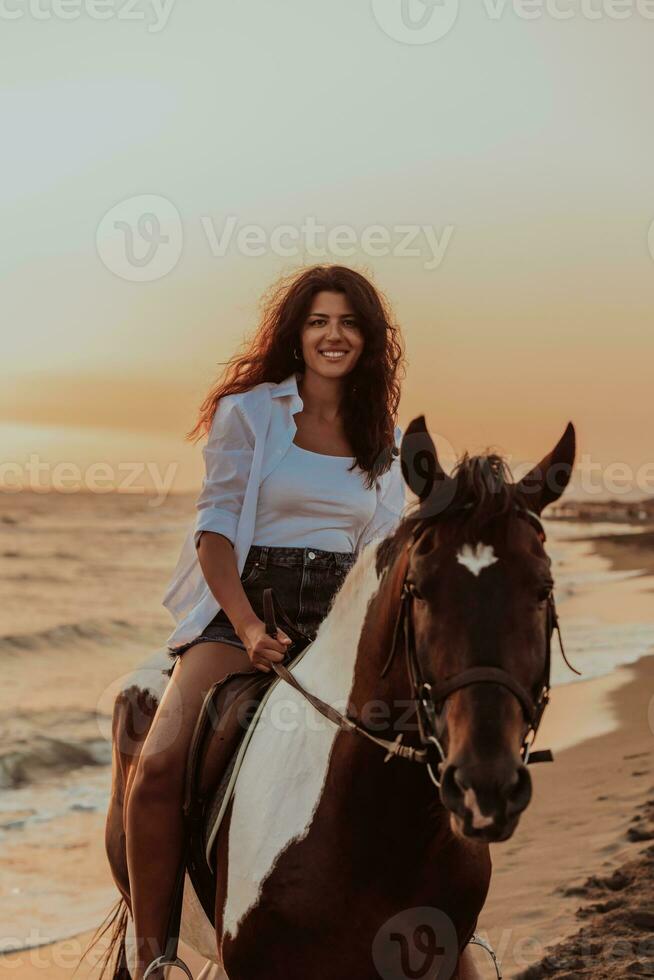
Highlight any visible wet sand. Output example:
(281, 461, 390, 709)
(479, 653, 654, 978)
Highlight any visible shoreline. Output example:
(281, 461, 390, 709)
(578, 528, 654, 578)
(478, 650, 654, 978)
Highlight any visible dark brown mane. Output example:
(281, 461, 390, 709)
(441, 451, 518, 536)
(377, 451, 519, 575)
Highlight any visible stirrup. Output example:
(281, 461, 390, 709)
(468, 933, 503, 979)
(143, 953, 194, 979)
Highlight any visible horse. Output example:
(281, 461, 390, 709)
(97, 414, 576, 980)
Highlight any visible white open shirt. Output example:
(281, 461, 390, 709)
(163, 370, 407, 649)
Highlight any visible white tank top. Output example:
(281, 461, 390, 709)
(251, 441, 378, 552)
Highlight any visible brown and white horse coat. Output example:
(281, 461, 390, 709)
(113, 534, 488, 978)
(106, 417, 577, 978)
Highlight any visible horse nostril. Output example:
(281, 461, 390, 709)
(506, 765, 532, 816)
(439, 765, 464, 809)
(453, 768, 470, 794)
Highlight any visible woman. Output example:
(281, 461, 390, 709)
(125, 264, 407, 978)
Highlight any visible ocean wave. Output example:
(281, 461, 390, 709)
(1, 709, 112, 790)
(0, 549, 79, 560)
(0, 736, 111, 791)
(0, 617, 139, 654)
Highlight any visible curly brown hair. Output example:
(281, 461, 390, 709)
(187, 264, 406, 489)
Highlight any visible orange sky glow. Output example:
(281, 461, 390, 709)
(2, 4, 653, 498)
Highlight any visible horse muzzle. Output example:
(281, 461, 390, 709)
(439, 760, 532, 842)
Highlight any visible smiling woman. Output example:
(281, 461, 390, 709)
(109, 263, 412, 980)
(300, 290, 364, 367)
(187, 264, 405, 484)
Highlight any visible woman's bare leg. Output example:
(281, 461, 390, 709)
(125, 641, 250, 979)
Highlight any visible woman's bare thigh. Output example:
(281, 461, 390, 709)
(137, 641, 251, 772)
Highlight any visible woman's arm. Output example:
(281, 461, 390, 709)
(197, 530, 289, 672)
(194, 396, 290, 671)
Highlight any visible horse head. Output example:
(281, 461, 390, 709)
(389, 417, 576, 842)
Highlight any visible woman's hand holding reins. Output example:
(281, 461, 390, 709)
(196, 534, 293, 673)
(240, 619, 292, 673)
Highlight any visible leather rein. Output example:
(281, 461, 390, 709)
(265, 505, 579, 788)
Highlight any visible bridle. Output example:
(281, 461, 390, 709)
(381, 504, 579, 786)
(266, 504, 579, 786)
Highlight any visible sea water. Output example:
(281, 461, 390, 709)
(0, 492, 652, 949)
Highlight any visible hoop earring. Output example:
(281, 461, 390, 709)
(293, 347, 302, 360)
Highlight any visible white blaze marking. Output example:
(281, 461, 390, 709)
(222, 543, 384, 941)
(463, 788, 494, 830)
(456, 542, 498, 577)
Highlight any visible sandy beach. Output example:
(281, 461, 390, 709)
(1, 492, 653, 978)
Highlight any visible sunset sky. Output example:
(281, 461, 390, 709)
(3, 1, 653, 497)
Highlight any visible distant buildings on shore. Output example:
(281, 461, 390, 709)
(549, 498, 654, 524)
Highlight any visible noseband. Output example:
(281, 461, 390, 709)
(383, 505, 579, 786)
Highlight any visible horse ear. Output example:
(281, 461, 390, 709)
(400, 416, 454, 516)
(516, 422, 576, 514)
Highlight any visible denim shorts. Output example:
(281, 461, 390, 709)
(166, 543, 357, 669)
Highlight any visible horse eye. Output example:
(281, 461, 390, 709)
(537, 584, 553, 603)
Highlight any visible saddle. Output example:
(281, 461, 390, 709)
(184, 596, 312, 919)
